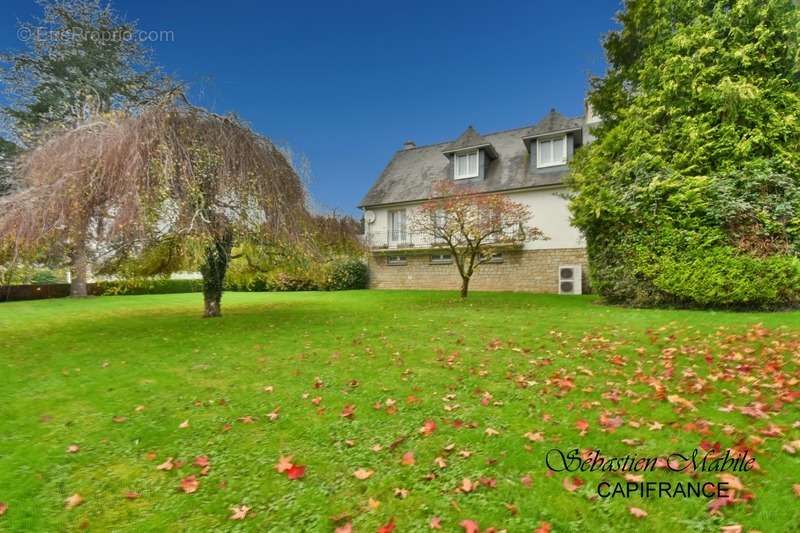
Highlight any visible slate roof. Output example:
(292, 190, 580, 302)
(441, 125, 497, 158)
(521, 109, 583, 140)
(359, 110, 585, 208)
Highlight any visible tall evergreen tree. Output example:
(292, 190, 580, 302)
(0, 138, 20, 196)
(1, 0, 172, 142)
(570, 0, 800, 308)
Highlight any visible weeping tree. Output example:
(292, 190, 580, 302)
(0, 0, 175, 292)
(0, 98, 308, 316)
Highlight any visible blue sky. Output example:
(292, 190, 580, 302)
(1, 0, 621, 215)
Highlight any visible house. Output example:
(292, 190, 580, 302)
(358, 104, 600, 293)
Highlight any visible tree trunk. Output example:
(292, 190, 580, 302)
(460, 276, 470, 298)
(200, 234, 233, 318)
(69, 244, 89, 297)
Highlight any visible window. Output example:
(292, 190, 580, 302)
(454, 150, 479, 179)
(433, 209, 447, 228)
(537, 135, 567, 168)
(387, 255, 407, 266)
(431, 209, 447, 243)
(430, 253, 452, 264)
(481, 252, 504, 263)
(389, 209, 407, 243)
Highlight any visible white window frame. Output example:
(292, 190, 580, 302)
(388, 209, 407, 243)
(387, 255, 407, 266)
(536, 135, 567, 168)
(454, 149, 479, 179)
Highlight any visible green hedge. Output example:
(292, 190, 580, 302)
(2, 258, 370, 301)
(94, 279, 202, 295)
(225, 258, 368, 292)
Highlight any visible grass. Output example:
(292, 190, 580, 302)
(0, 290, 798, 532)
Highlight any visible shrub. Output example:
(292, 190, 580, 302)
(569, 0, 800, 309)
(324, 258, 368, 291)
(93, 278, 202, 295)
(269, 272, 321, 292)
(650, 249, 800, 309)
(30, 269, 59, 284)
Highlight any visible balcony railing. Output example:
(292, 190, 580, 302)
(367, 231, 444, 250)
(366, 229, 523, 251)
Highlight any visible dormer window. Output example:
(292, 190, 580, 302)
(454, 150, 479, 179)
(537, 135, 567, 168)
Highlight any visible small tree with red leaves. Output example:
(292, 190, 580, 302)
(411, 181, 544, 298)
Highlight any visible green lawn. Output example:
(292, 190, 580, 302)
(0, 291, 798, 532)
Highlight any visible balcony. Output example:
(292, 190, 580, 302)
(367, 231, 444, 251)
(366, 230, 524, 253)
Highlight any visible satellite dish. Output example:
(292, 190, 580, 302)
(365, 210, 376, 224)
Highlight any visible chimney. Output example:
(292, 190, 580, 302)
(402, 140, 416, 150)
(584, 99, 601, 124)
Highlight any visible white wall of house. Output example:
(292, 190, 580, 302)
(507, 187, 584, 250)
(363, 186, 584, 251)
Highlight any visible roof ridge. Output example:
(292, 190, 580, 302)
(399, 124, 538, 152)
(398, 115, 586, 152)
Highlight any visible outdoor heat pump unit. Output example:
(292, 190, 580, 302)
(558, 265, 582, 295)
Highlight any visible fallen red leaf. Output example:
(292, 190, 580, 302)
(562, 476, 584, 492)
(430, 516, 442, 529)
(180, 475, 199, 494)
(0, 502, 7, 516)
(598, 413, 623, 431)
(420, 420, 437, 436)
(378, 518, 396, 533)
(124, 491, 140, 500)
(534, 522, 552, 533)
(460, 519, 479, 533)
(194, 455, 210, 468)
(286, 465, 306, 480)
(708, 496, 735, 514)
(401, 451, 415, 466)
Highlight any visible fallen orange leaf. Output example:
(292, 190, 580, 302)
(180, 475, 199, 494)
(65, 494, 84, 510)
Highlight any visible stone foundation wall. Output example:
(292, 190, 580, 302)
(368, 248, 589, 293)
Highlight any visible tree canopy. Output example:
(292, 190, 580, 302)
(1, 0, 170, 141)
(0, 138, 20, 196)
(411, 181, 542, 298)
(570, 0, 800, 308)
(0, 99, 310, 315)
